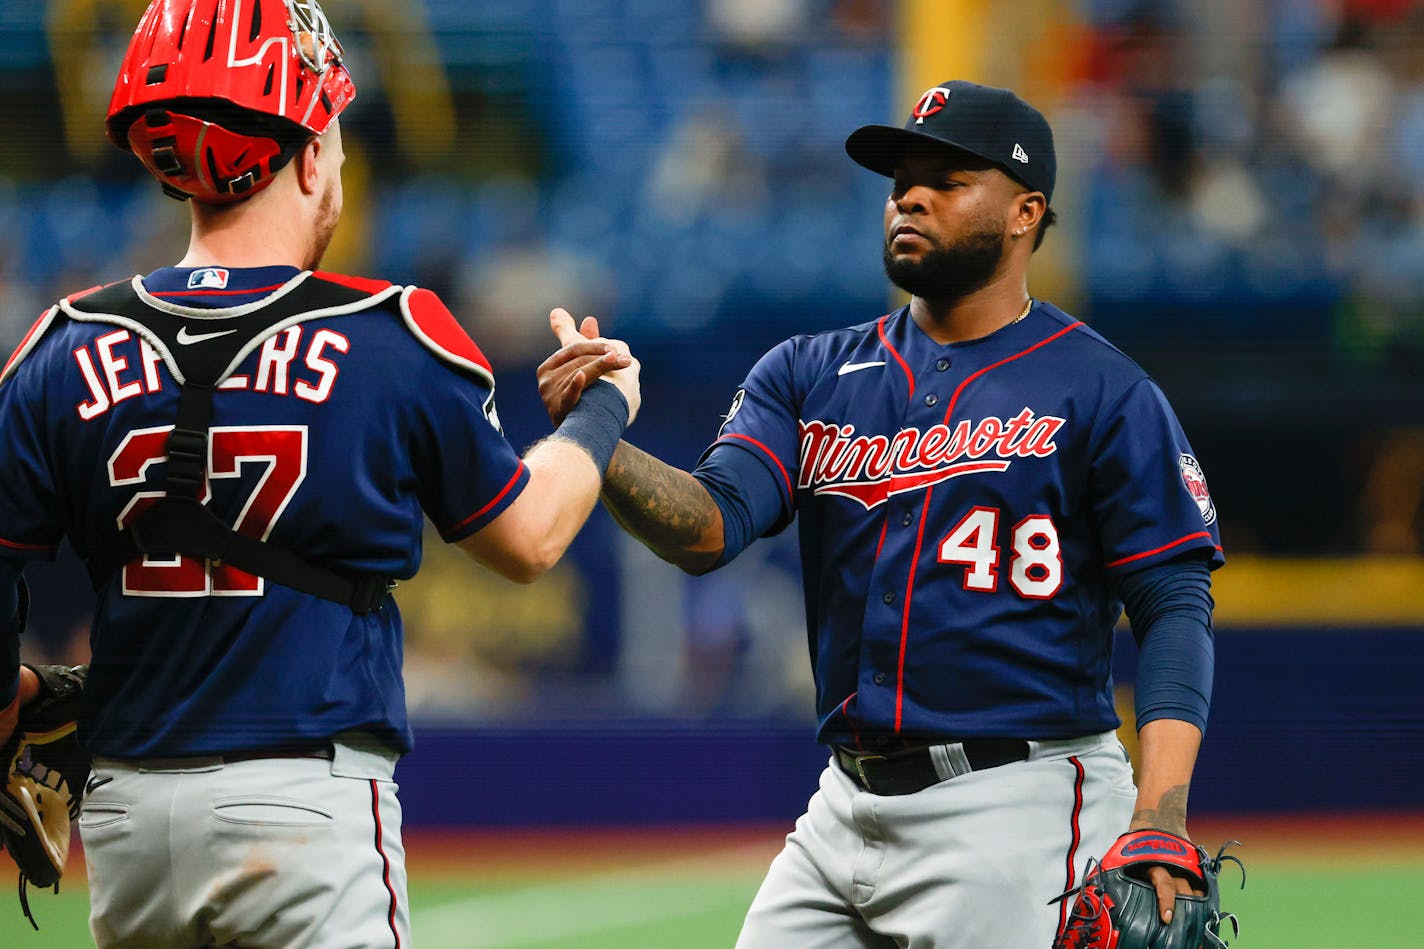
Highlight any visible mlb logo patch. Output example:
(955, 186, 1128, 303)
(188, 268, 230, 290)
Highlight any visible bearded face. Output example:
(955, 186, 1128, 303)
(882, 211, 1008, 303)
(879, 148, 1019, 305)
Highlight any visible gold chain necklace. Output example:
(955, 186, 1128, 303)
(1012, 298, 1033, 323)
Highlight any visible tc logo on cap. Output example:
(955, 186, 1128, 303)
(913, 86, 952, 125)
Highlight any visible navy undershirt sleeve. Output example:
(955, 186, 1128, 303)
(692, 441, 792, 568)
(0, 556, 26, 709)
(1119, 554, 1215, 734)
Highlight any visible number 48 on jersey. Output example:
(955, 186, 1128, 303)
(937, 507, 1063, 599)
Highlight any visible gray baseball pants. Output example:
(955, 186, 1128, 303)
(735, 731, 1136, 949)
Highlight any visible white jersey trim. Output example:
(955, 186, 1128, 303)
(58, 275, 402, 386)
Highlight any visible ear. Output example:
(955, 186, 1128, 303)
(1011, 191, 1047, 240)
(294, 136, 322, 197)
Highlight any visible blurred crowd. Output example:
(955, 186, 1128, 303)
(4, 0, 1423, 720)
(1054, 0, 1424, 558)
(1068, 0, 1424, 371)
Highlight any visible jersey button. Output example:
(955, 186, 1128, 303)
(936, 358, 950, 371)
(924, 394, 938, 406)
(873, 672, 886, 685)
(882, 591, 896, 604)
(901, 512, 913, 527)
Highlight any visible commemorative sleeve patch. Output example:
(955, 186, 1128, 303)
(1180, 453, 1216, 525)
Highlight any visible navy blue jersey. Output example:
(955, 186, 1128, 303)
(697, 301, 1223, 747)
(0, 267, 528, 757)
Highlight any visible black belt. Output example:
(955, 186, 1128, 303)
(835, 739, 1030, 795)
(115, 744, 334, 770)
(220, 744, 334, 764)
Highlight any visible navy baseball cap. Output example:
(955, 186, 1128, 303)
(845, 80, 1056, 203)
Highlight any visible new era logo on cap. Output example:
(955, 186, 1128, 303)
(1013, 143, 1029, 163)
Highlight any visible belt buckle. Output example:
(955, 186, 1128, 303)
(852, 753, 884, 790)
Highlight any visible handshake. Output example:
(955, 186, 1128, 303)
(535, 307, 642, 428)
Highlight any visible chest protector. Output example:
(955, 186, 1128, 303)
(60, 274, 405, 613)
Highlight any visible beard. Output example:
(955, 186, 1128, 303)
(883, 222, 1006, 303)
(304, 182, 341, 271)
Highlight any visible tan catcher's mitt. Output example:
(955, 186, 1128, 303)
(0, 663, 89, 929)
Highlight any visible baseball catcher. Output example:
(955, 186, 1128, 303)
(0, 663, 89, 929)
(1053, 830, 1244, 949)
(0, 0, 642, 940)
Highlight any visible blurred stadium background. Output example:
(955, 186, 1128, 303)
(3, 0, 1423, 945)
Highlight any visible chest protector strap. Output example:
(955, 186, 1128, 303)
(67, 275, 402, 614)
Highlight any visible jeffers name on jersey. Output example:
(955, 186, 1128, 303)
(72, 324, 351, 420)
(701, 300, 1224, 745)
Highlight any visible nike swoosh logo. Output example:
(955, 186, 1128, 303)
(176, 326, 238, 345)
(837, 360, 886, 376)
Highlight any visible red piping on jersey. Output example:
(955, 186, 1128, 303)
(1104, 531, 1215, 569)
(894, 488, 936, 732)
(717, 433, 794, 501)
(370, 780, 402, 948)
(838, 692, 862, 750)
(0, 535, 55, 553)
(2, 309, 56, 382)
(66, 285, 105, 302)
(1058, 756, 1087, 936)
(942, 321, 1085, 424)
(148, 283, 287, 297)
(874, 519, 888, 560)
(893, 322, 1087, 732)
(443, 462, 527, 538)
(877, 315, 915, 399)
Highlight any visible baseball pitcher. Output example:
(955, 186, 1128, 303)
(540, 80, 1237, 948)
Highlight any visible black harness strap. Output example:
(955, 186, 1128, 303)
(165, 381, 215, 500)
(110, 498, 390, 613)
(69, 277, 396, 614)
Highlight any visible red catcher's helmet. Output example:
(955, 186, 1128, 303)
(106, 0, 356, 204)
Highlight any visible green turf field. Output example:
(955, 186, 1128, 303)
(7, 823, 1423, 947)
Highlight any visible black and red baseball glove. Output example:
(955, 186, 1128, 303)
(1052, 829, 1244, 949)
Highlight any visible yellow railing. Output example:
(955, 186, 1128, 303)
(1210, 556, 1424, 627)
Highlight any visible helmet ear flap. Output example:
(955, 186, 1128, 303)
(106, 0, 355, 204)
(125, 108, 293, 205)
(143, 109, 183, 176)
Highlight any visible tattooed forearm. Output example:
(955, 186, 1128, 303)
(1130, 783, 1190, 836)
(601, 442, 723, 572)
